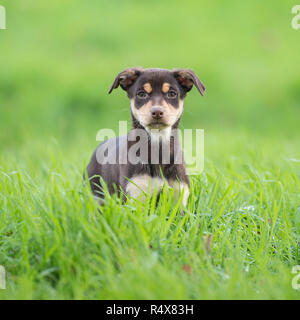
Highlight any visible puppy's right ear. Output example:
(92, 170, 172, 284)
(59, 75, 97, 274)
(108, 67, 143, 94)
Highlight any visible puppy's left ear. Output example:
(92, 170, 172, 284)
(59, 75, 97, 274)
(108, 67, 143, 94)
(173, 69, 206, 96)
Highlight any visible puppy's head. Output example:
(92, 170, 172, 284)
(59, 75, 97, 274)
(109, 67, 205, 130)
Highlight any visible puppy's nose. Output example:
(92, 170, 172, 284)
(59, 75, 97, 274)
(151, 107, 164, 120)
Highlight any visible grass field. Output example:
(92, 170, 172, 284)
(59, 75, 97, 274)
(0, 0, 300, 299)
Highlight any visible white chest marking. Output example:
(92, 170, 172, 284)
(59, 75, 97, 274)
(126, 174, 190, 206)
(126, 174, 165, 201)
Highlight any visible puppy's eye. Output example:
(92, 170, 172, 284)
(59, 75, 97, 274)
(167, 90, 177, 99)
(136, 90, 148, 99)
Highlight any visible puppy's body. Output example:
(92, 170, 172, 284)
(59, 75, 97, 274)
(87, 131, 189, 203)
(87, 68, 205, 205)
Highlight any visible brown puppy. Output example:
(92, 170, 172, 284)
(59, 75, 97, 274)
(86, 67, 205, 206)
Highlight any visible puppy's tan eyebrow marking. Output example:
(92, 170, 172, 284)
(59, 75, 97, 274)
(162, 82, 170, 93)
(143, 83, 152, 93)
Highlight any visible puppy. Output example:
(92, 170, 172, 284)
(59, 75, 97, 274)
(86, 67, 205, 206)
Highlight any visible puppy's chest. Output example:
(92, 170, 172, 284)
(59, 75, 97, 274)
(126, 174, 186, 195)
(147, 163, 173, 177)
(125, 173, 190, 206)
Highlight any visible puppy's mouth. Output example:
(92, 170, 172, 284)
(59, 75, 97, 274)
(146, 119, 169, 129)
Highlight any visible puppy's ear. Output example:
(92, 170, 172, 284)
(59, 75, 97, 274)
(173, 69, 205, 96)
(108, 67, 143, 94)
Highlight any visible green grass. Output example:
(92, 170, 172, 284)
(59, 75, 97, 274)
(0, 0, 300, 299)
(0, 134, 299, 299)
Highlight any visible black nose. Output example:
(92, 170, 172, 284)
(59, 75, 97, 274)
(151, 107, 164, 120)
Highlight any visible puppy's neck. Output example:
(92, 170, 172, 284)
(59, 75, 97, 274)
(129, 114, 182, 166)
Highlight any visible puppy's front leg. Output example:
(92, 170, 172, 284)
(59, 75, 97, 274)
(168, 180, 190, 207)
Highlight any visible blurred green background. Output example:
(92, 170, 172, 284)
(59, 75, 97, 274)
(1, 0, 299, 166)
(0, 0, 300, 300)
